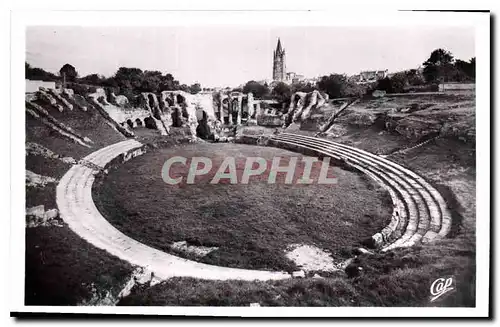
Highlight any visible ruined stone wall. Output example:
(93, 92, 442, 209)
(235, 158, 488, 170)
(75, 88, 261, 139)
(283, 90, 329, 128)
(97, 92, 151, 131)
(215, 91, 256, 126)
(160, 90, 218, 138)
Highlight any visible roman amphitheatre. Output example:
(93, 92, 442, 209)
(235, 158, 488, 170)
(24, 65, 476, 306)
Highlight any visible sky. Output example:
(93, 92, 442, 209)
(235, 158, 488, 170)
(26, 26, 475, 88)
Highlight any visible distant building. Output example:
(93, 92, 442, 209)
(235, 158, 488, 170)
(301, 76, 320, 85)
(272, 38, 286, 81)
(351, 70, 388, 84)
(26, 79, 57, 93)
(285, 72, 307, 84)
(285, 72, 296, 81)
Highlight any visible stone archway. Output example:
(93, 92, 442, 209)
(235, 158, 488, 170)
(165, 97, 174, 107)
(231, 99, 239, 124)
(144, 116, 157, 129)
(135, 118, 143, 127)
(222, 98, 230, 124)
(176, 94, 185, 106)
(241, 97, 249, 121)
(171, 107, 183, 127)
(196, 110, 212, 140)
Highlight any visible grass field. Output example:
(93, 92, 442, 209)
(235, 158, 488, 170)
(116, 137, 476, 307)
(93, 142, 393, 272)
(118, 239, 475, 307)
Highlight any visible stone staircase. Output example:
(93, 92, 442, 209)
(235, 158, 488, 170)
(267, 133, 452, 251)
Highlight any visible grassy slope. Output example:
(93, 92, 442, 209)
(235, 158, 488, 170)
(25, 100, 135, 305)
(25, 226, 133, 306)
(118, 237, 474, 307)
(93, 143, 392, 272)
(33, 95, 126, 150)
(326, 92, 475, 154)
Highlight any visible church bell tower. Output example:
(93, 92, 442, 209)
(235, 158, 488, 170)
(272, 38, 286, 81)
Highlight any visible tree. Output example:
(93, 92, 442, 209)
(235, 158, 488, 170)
(375, 73, 406, 94)
(79, 73, 105, 85)
(159, 73, 181, 91)
(422, 49, 455, 83)
(25, 62, 59, 81)
(140, 70, 163, 93)
(114, 67, 143, 89)
(454, 58, 475, 81)
(343, 82, 367, 97)
(376, 77, 393, 93)
(111, 67, 144, 99)
(291, 81, 315, 93)
(317, 74, 348, 98)
(406, 69, 425, 86)
(390, 72, 407, 93)
(271, 82, 292, 103)
(188, 83, 202, 94)
(59, 63, 78, 82)
(242, 81, 269, 98)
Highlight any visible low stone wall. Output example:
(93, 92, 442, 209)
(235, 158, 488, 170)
(26, 80, 57, 93)
(256, 114, 283, 127)
(439, 83, 475, 91)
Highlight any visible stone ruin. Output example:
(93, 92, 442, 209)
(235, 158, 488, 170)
(27, 86, 335, 140)
(119, 89, 331, 135)
(283, 90, 329, 128)
(99, 90, 220, 139)
(215, 91, 260, 126)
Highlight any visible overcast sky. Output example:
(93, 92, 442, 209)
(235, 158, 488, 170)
(26, 26, 475, 88)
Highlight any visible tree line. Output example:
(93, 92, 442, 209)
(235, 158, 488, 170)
(241, 48, 476, 102)
(25, 63, 202, 100)
(26, 47, 475, 103)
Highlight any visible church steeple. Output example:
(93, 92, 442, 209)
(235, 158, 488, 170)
(273, 38, 286, 81)
(276, 38, 283, 54)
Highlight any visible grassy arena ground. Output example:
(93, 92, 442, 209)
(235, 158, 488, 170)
(117, 137, 476, 307)
(93, 143, 393, 272)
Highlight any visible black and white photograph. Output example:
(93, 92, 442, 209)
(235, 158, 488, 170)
(7, 5, 491, 318)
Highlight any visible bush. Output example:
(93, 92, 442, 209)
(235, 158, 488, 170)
(291, 82, 315, 93)
(243, 81, 269, 98)
(374, 73, 407, 94)
(271, 82, 292, 104)
(343, 82, 368, 98)
(65, 82, 102, 97)
(26, 63, 60, 82)
(317, 74, 346, 98)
